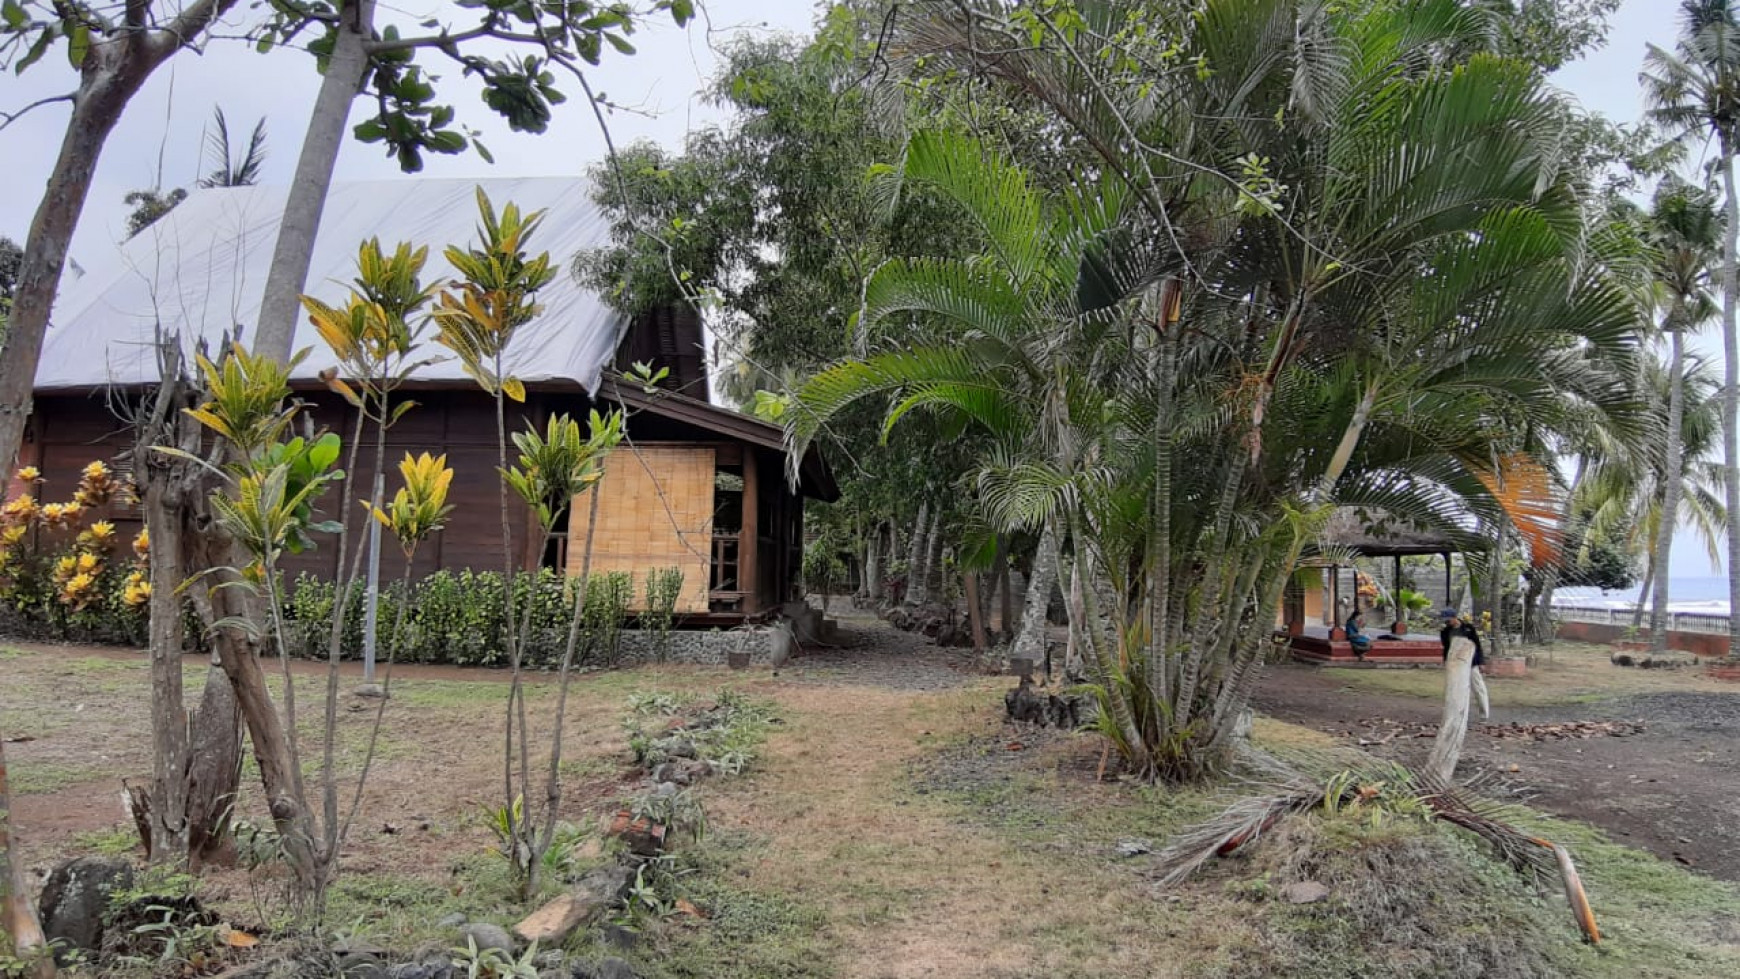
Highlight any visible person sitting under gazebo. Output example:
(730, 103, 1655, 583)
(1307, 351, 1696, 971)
(1346, 610, 1373, 659)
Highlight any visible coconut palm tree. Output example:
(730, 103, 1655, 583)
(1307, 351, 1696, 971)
(199, 107, 268, 189)
(1644, 0, 1740, 653)
(1642, 179, 1721, 651)
(1581, 354, 1729, 630)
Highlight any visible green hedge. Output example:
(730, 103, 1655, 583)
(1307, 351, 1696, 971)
(282, 567, 655, 667)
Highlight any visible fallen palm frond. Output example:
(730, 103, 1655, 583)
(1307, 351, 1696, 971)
(1149, 749, 1600, 944)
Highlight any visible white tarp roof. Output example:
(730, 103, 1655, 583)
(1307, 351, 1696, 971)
(36, 176, 625, 394)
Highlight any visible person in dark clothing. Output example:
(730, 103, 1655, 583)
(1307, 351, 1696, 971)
(1439, 608, 1484, 667)
(1346, 610, 1372, 658)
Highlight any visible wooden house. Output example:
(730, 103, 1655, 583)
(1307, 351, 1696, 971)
(18, 178, 835, 622)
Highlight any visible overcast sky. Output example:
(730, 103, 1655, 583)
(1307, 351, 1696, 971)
(1, 0, 1715, 575)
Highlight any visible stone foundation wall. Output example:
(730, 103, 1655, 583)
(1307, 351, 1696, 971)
(601, 628, 772, 665)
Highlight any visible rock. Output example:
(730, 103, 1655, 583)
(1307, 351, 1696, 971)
(39, 855, 135, 955)
(387, 960, 452, 979)
(436, 912, 468, 929)
(340, 954, 388, 979)
(606, 811, 667, 856)
(665, 739, 698, 760)
(1281, 881, 1330, 905)
(1115, 839, 1153, 858)
(651, 759, 710, 785)
(571, 958, 637, 979)
(597, 923, 639, 952)
(534, 950, 566, 970)
(513, 864, 634, 947)
(513, 895, 589, 948)
(459, 923, 515, 957)
(574, 864, 635, 908)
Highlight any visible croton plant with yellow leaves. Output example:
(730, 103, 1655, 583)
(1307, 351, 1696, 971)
(0, 461, 150, 641)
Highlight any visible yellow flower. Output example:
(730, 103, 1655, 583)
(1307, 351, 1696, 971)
(13, 466, 41, 483)
(3, 495, 39, 523)
(1, 525, 25, 547)
(122, 571, 151, 609)
(52, 555, 77, 581)
(60, 570, 99, 609)
(39, 501, 81, 527)
(77, 521, 117, 550)
(133, 527, 150, 560)
(76, 552, 100, 574)
(74, 461, 116, 507)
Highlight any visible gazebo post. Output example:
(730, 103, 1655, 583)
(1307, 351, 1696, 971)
(1328, 563, 1345, 640)
(1443, 551, 1453, 608)
(1392, 553, 1407, 635)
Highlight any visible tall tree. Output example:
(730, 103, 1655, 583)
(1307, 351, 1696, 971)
(1644, 0, 1740, 656)
(247, 0, 693, 365)
(0, 0, 245, 474)
(1646, 179, 1721, 651)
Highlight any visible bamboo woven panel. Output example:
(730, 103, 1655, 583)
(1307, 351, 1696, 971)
(567, 446, 714, 612)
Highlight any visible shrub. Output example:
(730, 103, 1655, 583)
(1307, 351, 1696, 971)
(278, 566, 646, 667)
(0, 463, 149, 646)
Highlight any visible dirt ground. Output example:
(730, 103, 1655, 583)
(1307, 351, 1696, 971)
(4, 625, 1740, 978)
(1254, 644, 1740, 882)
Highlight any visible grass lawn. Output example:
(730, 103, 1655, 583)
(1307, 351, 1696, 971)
(4, 637, 1738, 978)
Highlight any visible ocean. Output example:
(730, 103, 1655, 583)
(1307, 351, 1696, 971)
(1555, 576, 1732, 615)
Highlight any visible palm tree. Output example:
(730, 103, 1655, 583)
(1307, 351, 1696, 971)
(798, 0, 1643, 780)
(1644, 179, 1721, 651)
(1644, 0, 1740, 653)
(199, 107, 268, 189)
(790, 128, 1123, 672)
(1581, 353, 1729, 630)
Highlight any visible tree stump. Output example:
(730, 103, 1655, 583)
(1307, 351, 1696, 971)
(1427, 637, 1476, 782)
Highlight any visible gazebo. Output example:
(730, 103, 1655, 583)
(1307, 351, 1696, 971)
(1280, 509, 1460, 665)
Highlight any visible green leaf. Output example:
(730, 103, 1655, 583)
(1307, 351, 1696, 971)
(671, 0, 693, 25)
(2, 1, 27, 29)
(473, 139, 495, 164)
(66, 23, 88, 68)
(16, 27, 52, 74)
(501, 376, 526, 402)
(605, 32, 635, 55)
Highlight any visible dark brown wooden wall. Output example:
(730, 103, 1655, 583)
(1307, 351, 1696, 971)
(25, 388, 807, 611)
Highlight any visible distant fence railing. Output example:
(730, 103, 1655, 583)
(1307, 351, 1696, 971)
(1550, 603, 1730, 636)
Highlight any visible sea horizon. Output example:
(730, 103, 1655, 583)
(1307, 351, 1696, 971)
(1555, 576, 1732, 615)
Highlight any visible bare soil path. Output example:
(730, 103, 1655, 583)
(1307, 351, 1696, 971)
(1254, 652, 1740, 882)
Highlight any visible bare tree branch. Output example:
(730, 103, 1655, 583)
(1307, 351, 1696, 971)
(0, 93, 74, 133)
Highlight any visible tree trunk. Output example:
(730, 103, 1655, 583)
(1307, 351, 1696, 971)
(0, 70, 152, 474)
(905, 503, 930, 606)
(1632, 552, 1656, 632)
(1011, 520, 1059, 669)
(1650, 328, 1686, 655)
(0, 734, 53, 979)
(252, 3, 376, 362)
(1427, 636, 1478, 783)
(138, 350, 243, 869)
(144, 472, 191, 863)
(925, 520, 945, 603)
(181, 667, 240, 869)
(1486, 518, 1507, 660)
(992, 537, 1012, 634)
(1722, 152, 1740, 659)
(964, 572, 987, 651)
(862, 524, 882, 605)
(0, 2, 239, 475)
